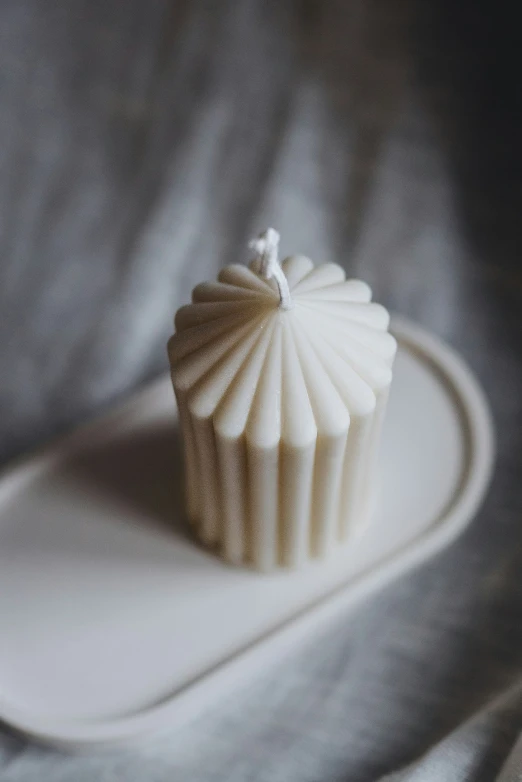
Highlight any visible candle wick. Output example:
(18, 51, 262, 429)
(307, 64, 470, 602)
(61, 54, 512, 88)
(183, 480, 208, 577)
(249, 228, 293, 310)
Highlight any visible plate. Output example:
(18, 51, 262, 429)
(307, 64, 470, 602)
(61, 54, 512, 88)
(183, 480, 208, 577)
(0, 318, 494, 750)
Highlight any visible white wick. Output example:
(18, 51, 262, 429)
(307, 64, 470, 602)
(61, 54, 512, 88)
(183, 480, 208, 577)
(249, 228, 293, 310)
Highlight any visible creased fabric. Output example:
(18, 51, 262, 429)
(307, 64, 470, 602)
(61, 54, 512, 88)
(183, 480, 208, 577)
(1, 2, 522, 780)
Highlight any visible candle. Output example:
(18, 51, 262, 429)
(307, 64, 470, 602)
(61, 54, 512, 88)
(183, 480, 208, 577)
(168, 229, 396, 571)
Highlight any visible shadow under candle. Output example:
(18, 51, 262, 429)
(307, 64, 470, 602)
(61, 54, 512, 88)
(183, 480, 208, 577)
(61, 423, 190, 539)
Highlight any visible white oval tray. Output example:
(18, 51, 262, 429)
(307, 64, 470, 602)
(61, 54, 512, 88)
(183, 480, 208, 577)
(0, 318, 494, 750)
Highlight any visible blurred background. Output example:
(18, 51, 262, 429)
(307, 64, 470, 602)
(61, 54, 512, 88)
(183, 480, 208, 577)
(3, 0, 520, 465)
(1, 2, 522, 781)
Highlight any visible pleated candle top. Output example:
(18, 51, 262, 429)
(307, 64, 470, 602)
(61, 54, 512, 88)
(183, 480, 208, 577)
(168, 245, 397, 571)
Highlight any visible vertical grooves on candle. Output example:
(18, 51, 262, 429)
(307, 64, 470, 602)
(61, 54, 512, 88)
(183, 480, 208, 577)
(295, 312, 382, 545)
(277, 444, 292, 565)
(246, 320, 283, 571)
(216, 434, 248, 564)
(213, 317, 277, 565)
(339, 415, 374, 539)
(178, 312, 273, 553)
(312, 435, 349, 556)
(280, 319, 316, 566)
(279, 437, 316, 566)
(289, 319, 350, 559)
(192, 417, 221, 545)
(358, 388, 391, 528)
(173, 389, 199, 524)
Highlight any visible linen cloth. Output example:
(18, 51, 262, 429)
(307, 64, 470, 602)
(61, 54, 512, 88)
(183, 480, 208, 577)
(1, 2, 522, 780)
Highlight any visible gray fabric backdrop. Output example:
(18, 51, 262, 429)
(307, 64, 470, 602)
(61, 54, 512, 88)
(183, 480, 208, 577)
(1, 1, 522, 780)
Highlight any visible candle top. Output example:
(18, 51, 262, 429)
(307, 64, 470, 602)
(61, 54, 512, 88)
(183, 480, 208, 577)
(169, 239, 397, 449)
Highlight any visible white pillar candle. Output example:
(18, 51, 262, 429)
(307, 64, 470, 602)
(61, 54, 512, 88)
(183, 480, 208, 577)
(168, 229, 396, 571)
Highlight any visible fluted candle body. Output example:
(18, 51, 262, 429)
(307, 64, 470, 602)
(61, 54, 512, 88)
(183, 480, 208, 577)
(168, 256, 396, 571)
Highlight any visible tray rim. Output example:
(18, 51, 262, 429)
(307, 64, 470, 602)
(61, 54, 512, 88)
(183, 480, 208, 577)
(0, 317, 495, 750)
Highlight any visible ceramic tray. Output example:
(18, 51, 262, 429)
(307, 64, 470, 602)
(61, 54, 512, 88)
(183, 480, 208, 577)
(0, 318, 494, 750)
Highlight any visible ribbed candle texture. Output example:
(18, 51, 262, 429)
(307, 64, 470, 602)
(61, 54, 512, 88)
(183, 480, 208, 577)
(168, 244, 396, 571)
